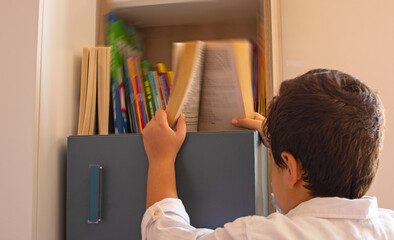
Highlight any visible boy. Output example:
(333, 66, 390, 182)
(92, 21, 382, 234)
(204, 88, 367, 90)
(141, 69, 394, 239)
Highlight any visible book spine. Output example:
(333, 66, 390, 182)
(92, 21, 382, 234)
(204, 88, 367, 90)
(111, 76, 124, 134)
(141, 62, 156, 120)
(147, 71, 159, 110)
(128, 57, 143, 133)
(124, 56, 139, 133)
(163, 72, 171, 95)
(117, 66, 130, 133)
(155, 63, 172, 100)
(108, 16, 131, 133)
(252, 41, 259, 112)
(153, 70, 167, 109)
(109, 48, 129, 133)
(134, 57, 149, 128)
(167, 71, 173, 91)
(159, 72, 170, 104)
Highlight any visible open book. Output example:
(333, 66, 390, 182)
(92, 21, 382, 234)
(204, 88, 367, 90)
(166, 39, 255, 132)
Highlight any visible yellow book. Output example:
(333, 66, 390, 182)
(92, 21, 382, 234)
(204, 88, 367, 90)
(77, 48, 89, 135)
(81, 47, 97, 135)
(97, 47, 111, 135)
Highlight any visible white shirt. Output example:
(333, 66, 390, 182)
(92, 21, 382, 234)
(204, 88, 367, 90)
(141, 196, 394, 239)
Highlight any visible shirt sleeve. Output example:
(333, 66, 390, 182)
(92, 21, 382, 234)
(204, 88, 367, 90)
(141, 198, 214, 240)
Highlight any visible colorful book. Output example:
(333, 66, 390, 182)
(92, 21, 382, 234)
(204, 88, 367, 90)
(124, 56, 139, 133)
(141, 61, 156, 120)
(155, 66, 170, 104)
(133, 57, 149, 128)
(109, 47, 129, 134)
(107, 18, 130, 134)
(156, 63, 172, 95)
(127, 57, 144, 133)
(148, 70, 163, 110)
(153, 70, 167, 109)
(107, 12, 145, 133)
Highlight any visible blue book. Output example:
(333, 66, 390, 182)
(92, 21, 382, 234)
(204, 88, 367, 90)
(111, 76, 128, 134)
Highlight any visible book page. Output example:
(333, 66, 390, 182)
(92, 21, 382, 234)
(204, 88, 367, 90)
(167, 41, 205, 132)
(198, 41, 250, 132)
(177, 60, 203, 132)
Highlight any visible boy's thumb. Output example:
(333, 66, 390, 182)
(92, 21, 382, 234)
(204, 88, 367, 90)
(175, 114, 187, 140)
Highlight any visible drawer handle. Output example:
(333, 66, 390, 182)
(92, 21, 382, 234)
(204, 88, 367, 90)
(88, 164, 102, 224)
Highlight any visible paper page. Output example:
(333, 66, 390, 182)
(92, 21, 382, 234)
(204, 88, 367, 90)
(177, 63, 203, 132)
(175, 42, 205, 132)
(167, 41, 205, 132)
(198, 41, 246, 131)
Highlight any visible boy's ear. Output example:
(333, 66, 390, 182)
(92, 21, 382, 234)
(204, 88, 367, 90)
(281, 152, 303, 188)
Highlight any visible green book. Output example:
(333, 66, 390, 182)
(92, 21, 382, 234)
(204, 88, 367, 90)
(141, 61, 156, 120)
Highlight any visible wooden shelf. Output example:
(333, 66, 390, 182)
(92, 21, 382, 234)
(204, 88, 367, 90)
(109, 0, 260, 27)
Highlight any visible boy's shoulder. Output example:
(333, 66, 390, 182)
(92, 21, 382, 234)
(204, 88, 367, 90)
(378, 207, 394, 218)
(226, 197, 394, 239)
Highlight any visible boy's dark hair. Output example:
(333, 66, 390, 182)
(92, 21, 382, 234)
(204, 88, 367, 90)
(264, 69, 384, 199)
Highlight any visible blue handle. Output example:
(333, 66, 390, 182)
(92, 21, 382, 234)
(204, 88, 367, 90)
(88, 164, 102, 224)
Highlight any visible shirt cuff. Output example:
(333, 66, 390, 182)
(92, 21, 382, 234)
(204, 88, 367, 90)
(141, 198, 191, 238)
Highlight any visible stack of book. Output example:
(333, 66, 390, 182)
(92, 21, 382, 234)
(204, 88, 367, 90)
(77, 47, 111, 135)
(107, 13, 173, 134)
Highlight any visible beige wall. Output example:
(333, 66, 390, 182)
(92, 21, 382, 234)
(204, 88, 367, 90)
(36, 0, 97, 239)
(281, 0, 394, 209)
(0, 0, 40, 239)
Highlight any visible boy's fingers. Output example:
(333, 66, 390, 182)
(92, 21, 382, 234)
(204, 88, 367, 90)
(155, 109, 168, 124)
(175, 114, 187, 140)
(253, 112, 265, 121)
(232, 118, 263, 132)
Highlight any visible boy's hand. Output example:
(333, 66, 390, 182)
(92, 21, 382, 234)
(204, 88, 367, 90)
(143, 109, 186, 208)
(142, 109, 186, 166)
(232, 112, 265, 134)
(232, 112, 269, 147)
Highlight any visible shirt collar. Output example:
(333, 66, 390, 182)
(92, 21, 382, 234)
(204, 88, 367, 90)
(286, 196, 379, 220)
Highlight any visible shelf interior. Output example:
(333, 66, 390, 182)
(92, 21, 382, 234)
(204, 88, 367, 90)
(109, 0, 259, 27)
(105, 0, 261, 67)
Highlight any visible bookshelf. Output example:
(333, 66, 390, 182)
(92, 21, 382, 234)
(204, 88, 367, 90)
(36, 0, 282, 239)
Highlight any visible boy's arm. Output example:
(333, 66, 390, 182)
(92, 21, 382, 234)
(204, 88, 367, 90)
(142, 109, 186, 209)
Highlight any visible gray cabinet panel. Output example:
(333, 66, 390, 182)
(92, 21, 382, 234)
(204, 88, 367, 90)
(67, 130, 266, 240)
